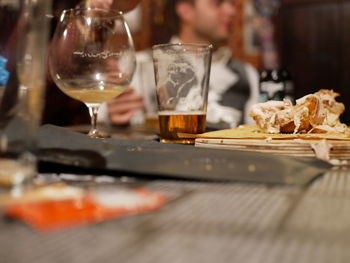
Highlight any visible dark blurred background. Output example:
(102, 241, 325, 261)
(277, 0, 350, 124)
(136, 0, 350, 124)
(4, 0, 346, 125)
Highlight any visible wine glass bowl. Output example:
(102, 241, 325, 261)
(49, 8, 136, 138)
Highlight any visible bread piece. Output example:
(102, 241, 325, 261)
(249, 89, 346, 134)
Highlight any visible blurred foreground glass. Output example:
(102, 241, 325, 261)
(0, 0, 51, 189)
(152, 43, 212, 144)
(49, 8, 136, 138)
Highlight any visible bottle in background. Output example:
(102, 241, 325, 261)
(259, 68, 294, 102)
(281, 68, 294, 102)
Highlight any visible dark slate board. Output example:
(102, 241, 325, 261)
(37, 125, 332, 185)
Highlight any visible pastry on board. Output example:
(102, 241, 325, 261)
(249, 89, 347, 134)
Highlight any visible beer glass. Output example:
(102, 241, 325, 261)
(152, 43, 212, 144)
(138, 60, 158, 129)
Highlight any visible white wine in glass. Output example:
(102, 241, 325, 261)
(49, 8, 136, 138)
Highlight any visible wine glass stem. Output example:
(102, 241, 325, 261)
(87, 105, 100, 137)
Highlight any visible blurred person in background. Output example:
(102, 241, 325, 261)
(102, 0, 260, 129)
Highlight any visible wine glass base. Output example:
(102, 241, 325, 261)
(88, 130, 110, 139)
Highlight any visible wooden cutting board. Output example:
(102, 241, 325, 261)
(195, 125, 350, 160)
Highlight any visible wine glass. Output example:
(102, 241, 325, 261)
(49, 8, 136, 138)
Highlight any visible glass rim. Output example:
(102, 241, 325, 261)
(152, 43, 213, 51)
(61, 7, 124, 19)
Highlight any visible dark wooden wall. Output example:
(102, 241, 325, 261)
(278, 0, 350, 124)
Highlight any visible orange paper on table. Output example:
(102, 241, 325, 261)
(5, 188, 166, 232)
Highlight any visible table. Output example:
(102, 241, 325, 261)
(1, 126, 350, 263)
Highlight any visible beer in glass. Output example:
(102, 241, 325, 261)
(152, 43, 212, 144)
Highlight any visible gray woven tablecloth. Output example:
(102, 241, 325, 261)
(2, 169, 350, 263)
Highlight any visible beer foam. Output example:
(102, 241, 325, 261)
(154, 47, 207, 112)
(175, 86, 203, 111)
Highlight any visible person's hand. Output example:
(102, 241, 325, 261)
(87, 0, 141, 12)
(107, 87, 144, 125)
